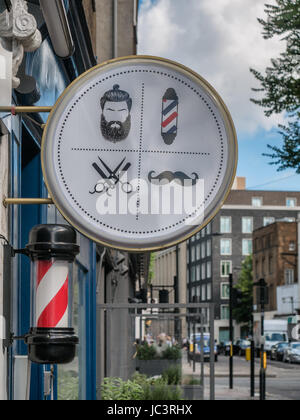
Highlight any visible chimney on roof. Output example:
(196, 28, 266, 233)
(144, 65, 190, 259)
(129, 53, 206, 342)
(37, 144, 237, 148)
(232, 177, 246, 190)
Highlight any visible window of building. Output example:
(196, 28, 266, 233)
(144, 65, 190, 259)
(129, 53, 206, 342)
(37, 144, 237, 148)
(242, 217, 253, 233)
(206, 223, 211, 235)
(220, 238, 232, 255)
(252, 197, 263, 207)
(289, 241, 296, 252)
(196, 265, 201, 281)
(191, 246, 195, 262)
(221, 283, 230, 300)
(255, 259, 259, 279)
(207, 284, 211, 300)
(268, 255, 273, 274)
(191, 266, 195, 282)
(220, 216, 232, 233)
(201, 263, 206, 280)
(221, 305, 230, 320)
(286, 197, 297, 208)
(242, 239, 252, 256)
(262, 257, 265, 276)
(221, 260, 232, 277)
(196, 244, 201, 260)
(263, 217, 275, 226)
(201, 242, 206, 259)
(201, 228, 205, 238)
(285, 268, 294, 285)
(282, 217, 295, 222)
(202, 285, 206, 301)
(207, 261, 211, 278)
(206, 239, 211, 257)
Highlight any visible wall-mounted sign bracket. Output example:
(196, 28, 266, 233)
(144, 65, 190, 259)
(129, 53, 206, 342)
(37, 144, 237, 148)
(3, 197, 53, 207)
(0, 106, 52, 114)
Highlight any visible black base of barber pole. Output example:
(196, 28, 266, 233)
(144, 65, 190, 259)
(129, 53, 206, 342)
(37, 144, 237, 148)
(25, 327, 78, 364)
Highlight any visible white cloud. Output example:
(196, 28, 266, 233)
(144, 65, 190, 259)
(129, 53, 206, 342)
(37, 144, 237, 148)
(138, 0, 286, 135)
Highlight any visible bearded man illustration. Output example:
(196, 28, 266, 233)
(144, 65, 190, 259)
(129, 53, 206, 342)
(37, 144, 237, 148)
(100, 84, 132, 143)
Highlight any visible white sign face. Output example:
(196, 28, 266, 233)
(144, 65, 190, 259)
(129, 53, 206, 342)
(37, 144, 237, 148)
(42, 56, 237, 251)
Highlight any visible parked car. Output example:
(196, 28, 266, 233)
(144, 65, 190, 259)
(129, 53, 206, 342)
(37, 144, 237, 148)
(270, 342, 289, 361)
(219, 341, 231, 356)
(233, 339, 251, 356)
(189, 333, 218, 362)
(283, 342, 300, 364)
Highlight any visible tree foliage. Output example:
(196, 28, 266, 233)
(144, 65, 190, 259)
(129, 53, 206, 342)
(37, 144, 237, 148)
(232, 256, 253, 325)
(250, 0, 300, 172)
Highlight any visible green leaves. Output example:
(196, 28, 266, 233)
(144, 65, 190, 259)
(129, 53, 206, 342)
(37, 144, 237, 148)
(232, 256, 253, 325)
(250, 0, 300, 173)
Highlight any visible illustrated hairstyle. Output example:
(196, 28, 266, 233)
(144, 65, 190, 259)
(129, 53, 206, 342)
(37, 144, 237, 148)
(100, 84, 132, 112)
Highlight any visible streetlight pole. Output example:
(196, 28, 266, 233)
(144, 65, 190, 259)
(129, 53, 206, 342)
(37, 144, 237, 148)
(229, 272, 233, 389)
(250, 314, 255, 398)
(254, 278, 268, 401)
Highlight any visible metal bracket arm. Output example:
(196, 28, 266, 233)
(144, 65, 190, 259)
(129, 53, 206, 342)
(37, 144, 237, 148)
(3, 197, 54, 207)
(0, 106, 52, 114)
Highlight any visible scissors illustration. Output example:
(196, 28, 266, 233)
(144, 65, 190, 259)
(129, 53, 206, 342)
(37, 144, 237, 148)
(90, 156, 133, 196)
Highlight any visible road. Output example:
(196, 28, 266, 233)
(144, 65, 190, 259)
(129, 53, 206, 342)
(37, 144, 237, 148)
(182, 354, 300, 400)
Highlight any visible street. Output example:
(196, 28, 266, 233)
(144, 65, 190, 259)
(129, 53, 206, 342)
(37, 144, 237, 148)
(182, 355, 300, 400)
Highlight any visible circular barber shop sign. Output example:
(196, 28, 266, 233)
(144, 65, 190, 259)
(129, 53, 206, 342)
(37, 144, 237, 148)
(42, 56, 237, 251)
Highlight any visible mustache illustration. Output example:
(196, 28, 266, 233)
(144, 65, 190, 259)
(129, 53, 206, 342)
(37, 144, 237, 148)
(148, 171, 199, 186)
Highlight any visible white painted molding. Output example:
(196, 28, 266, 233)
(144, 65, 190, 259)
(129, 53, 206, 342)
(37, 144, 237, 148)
(0, 0, 41, 88)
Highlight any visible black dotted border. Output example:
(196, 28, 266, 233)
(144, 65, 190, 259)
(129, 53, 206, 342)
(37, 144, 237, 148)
(71, 148, 211, 156)
(57, 68, 225, 235)
(136, 82, 145, 221)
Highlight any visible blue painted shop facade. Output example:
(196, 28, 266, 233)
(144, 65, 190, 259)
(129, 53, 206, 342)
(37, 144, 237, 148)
(3, 1, 98, 400)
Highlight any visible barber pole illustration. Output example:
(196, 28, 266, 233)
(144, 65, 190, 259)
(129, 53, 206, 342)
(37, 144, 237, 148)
(161, 88, 179, 145)
(35, 259, 69, 328)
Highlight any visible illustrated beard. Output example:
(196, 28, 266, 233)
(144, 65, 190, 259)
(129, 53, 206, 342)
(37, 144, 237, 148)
(101, 114, 131, 142)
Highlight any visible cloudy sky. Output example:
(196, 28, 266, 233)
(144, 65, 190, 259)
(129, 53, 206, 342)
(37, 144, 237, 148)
(138, 0, 300, 191)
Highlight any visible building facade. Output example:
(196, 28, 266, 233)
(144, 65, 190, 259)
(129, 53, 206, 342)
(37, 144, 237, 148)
(0, 0, 99, 401)
(187, 180, 300, 342)
(151, 178, 300, 343)
(253, 221, 299, 317)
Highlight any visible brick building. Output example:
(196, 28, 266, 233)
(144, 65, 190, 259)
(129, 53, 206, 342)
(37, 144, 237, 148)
(253, 221, 298, 315)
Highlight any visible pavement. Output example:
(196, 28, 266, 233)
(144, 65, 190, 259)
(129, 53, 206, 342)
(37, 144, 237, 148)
(182, 354, 300, 400)
(183, 354, 277, 378)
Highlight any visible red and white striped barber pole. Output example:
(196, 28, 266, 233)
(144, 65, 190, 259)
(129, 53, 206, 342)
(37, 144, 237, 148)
(25, 224, 79, 365)
(161, 88, 179, 145)
(35, 259, 69, 328)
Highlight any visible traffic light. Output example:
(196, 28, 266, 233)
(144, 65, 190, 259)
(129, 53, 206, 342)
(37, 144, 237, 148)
(159, 289, 169, 304)
(232, 288, 243, 306)
(135, 288, 148, 303)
